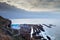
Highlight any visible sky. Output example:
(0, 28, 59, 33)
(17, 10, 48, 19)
(0, 0, 60, 11)
(0, 1, 60, 19)
(0, 2, 60, 19)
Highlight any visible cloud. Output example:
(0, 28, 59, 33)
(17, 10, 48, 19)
(0, 0, 60, 11)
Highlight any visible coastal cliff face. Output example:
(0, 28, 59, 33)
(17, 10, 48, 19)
(0, 30, 12, 40)
(0, 16, 12, 40)
(0, 16, 25, 40)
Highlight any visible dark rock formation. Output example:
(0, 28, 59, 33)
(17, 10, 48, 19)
(0, 16, 13, 40)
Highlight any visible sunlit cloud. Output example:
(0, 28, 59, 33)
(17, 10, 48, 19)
(0, 0, 60, 11)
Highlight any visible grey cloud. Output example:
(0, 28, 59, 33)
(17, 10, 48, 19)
(0, 0, 60, 11)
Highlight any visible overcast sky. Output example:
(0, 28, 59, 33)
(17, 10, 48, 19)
(0, 2, 60, 19)
(0, 1, 60, 19)
(0, 0, 60, 11)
